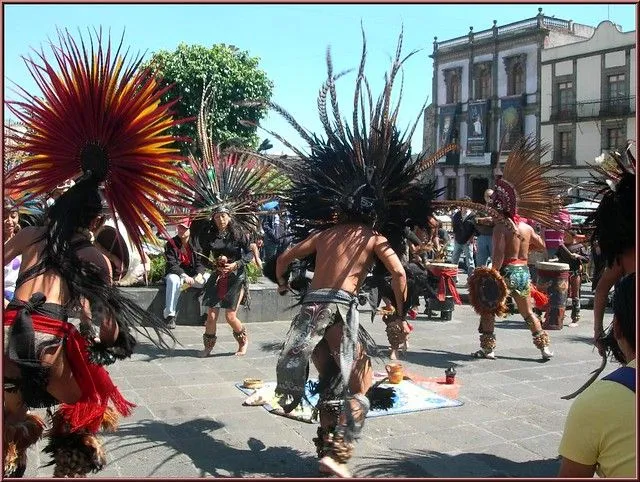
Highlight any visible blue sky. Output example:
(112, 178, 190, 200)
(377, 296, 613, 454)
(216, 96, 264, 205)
(3, 3, 636, 154)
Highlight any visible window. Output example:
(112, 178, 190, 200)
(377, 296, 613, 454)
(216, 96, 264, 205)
(446, 178, 457, 200)
(556, 130, 573, 164)
(608, 74, 625, 99)
(504, 55, 526, 96)
(473, 63, 492, 100)
(606, 74, 627, 115)
(607, 127, 622, 150)
(444, 68, 462, 104)
(510, 64, 524, 96)
(553, 80, 574, 120)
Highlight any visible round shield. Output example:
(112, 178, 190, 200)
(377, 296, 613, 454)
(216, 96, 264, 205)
(468, 267, 509, 317)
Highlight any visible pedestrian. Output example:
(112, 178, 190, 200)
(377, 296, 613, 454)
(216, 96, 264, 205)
(451, 197, 477, 284)
(474, 188, 495, 267)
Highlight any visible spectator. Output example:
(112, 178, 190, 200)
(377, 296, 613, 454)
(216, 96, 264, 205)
(474, 189, 495, 267)
(163, 217, 209, 329)
(558, 273, 636, 478)
(451, 197, 477, 283)
(4, 203, 22, 308)
(543, 198, 571, 260)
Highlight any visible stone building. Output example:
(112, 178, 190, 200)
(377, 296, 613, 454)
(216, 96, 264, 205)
(540, 20, 636, 199)
(426, 8, 596, 201)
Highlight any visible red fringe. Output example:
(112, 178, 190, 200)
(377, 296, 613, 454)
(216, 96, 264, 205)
(530, 284, 549, 309)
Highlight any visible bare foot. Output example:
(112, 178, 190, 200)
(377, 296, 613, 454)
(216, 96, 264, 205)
(235, 341, 248, 356)
(199, 349, 212, 358)
(319, 456, 351, 478)
(389, 349, 398, 360)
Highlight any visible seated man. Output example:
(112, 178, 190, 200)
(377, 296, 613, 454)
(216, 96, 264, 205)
(163, 218, 209, 328)
(558, 273, 635, 478)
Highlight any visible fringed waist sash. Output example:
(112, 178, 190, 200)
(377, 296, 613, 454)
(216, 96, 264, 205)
(4, 293, 135, 433)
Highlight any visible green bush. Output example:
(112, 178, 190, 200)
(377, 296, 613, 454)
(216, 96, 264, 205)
(245, 262, 261, 284)
(148, 255, 166, 284)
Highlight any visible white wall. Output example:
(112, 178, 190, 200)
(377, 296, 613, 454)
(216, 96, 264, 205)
(542, 21, 635, 62)
(575, 122, 601, 165)
(576, 55, 601, 102)
(540, 64, 553, 121)
(555, 60, 573, 76)
(496, 44, 539, 97)
(604, 50, 626, 68)
(540, 125, 554, 163)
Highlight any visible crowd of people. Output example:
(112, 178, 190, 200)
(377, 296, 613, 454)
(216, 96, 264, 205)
(3, 28, 635, 479)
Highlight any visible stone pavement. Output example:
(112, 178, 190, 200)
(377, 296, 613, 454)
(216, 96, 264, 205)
(23, 289, 606, 478)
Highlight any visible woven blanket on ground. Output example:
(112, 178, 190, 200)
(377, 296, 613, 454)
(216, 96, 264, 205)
(237, 372, 463, 424)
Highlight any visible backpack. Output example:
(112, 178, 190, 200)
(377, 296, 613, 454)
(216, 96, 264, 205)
(602, 366, 636, 393)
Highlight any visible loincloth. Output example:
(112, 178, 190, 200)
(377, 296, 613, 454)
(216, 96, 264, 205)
(500, 262, 531, 297)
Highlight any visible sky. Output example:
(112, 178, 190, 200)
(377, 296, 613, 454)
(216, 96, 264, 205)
(3, 3, 637, 155)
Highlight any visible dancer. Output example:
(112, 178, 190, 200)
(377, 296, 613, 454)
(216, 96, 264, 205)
(255, 33, 450, 477)
(583, 143, 636, 355)
(3, 29, 185, 477)
(438, 137, 565, 360)
(555, 230, 589, 327)
(177, 84, 285, 357)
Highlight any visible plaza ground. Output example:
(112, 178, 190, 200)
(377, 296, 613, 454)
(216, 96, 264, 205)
(24, 283, 603, 478)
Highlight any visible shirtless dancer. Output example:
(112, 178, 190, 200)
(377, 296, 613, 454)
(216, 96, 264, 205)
(474, 213, 553, 360)
(263, 34, 444, 478)
(276, 223, 406, 477)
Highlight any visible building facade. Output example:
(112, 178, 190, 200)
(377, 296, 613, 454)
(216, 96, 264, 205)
(540, 20, 636, 199)
(426, 8, 595, 201)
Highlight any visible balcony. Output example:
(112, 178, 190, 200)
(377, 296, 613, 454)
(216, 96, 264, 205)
(550, 105, 576, 122)
(552, 149, 575, 165)
(561, 96, 636, 119)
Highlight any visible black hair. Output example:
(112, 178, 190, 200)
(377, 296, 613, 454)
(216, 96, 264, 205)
(587, 172, 635, 268)
(600, 272, 636, 364)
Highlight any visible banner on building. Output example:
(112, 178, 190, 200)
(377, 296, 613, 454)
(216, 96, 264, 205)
(438, 104, 460, 163)
(500, 95, 525, 152)
(466, 100, 489, 157)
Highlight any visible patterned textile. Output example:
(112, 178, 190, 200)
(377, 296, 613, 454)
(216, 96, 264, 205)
(500, 264, 531, 297)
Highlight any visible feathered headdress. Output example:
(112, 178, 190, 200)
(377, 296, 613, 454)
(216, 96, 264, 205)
(582, 141, 636, 267)
(4, 28, 190, 256)
(432, 135, 567, 235)
(4, 193, 47, 227)
(176, 83, 288, 236)
(242, 30, 452, 254)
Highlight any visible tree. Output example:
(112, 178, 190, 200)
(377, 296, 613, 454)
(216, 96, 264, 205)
(144, 43, 273, 154)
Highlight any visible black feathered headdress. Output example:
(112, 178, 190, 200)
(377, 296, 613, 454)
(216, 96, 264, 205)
(243, 30, 453, 255)
(582, 141, 636, 268)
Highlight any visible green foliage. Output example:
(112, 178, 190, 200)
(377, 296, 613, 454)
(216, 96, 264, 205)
(245, 261, 262, 284)
(148, 255, 167, 284)
(144, 43, 274, 153)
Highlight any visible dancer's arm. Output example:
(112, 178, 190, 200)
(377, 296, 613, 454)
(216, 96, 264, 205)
(593, 264, 622, 354)
(374, 237, 407, 316)
(491, 223, 506, 271)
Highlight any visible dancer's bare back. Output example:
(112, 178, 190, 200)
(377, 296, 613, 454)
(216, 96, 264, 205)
(277, 223, 405, 295)
(492, 220, 545, 269)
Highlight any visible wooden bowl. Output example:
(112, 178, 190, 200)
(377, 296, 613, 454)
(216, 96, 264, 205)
(243, 378, 264, 390)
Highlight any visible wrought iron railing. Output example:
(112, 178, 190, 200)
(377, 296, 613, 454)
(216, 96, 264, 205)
(550, 105, 577, 122)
